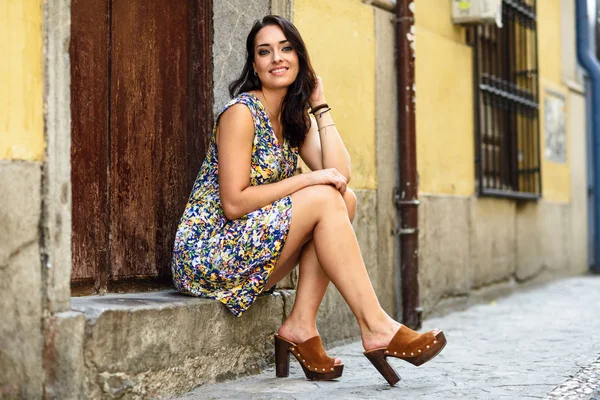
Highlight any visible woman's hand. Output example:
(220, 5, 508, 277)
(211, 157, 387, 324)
(309, 76, 327, 109)
(308, 168, 347, 194)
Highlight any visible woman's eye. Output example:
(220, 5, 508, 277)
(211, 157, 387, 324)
(282, 46, 293, 52)
(258, 50, 269, 56)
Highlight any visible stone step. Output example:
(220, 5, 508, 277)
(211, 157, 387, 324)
(66, 290, 294, 399)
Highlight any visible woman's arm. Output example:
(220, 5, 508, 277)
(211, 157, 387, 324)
(217, 103, 347, 220)
(300, 77, 352, 182)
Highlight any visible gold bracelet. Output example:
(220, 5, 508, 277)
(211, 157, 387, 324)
(317, 122, 336, 132)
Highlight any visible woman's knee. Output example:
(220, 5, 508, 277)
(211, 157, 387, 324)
(343, 188, 357, 222)
(293, 184, 346, 215)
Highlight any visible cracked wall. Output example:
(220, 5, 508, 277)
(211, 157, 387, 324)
(0, 0, 46, 397)
(0, 0, 74, 397)
(0, 162, 44, 399)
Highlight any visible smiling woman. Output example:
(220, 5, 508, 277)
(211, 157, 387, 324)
(170, 15, 446, 386)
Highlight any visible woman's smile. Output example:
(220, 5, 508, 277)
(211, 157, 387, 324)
(270, 67, 289, 76)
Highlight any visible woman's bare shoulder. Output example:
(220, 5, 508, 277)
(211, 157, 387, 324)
(219, 103, 253, 126)
(217, 104, 255, 146)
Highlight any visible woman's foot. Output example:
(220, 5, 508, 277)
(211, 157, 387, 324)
(361, 315, 442, 352)
(360, 315, 447, 386)
(278, 319, 342, 365)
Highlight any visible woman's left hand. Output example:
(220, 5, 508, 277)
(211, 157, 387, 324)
(309, 76, 326, 109)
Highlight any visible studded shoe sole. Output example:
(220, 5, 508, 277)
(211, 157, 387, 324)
(274, 334, 344, 381)
(363, 329, 447, 386)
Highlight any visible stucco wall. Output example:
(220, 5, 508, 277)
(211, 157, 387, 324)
(415, 0, 589, 316)
(539, 0, 571, 203)
(0, 0, 45, 161)
(560, 0, 588, 273)
(0, 0, 74, 397)
(567, 91, 588, 274)
(0, 1, 46, 397)
(560, 0, 586, 87)
(294, 0, 376, 190)
(419, 194, 587, 317)
(0, 163, 44, 399)
(415, 0, 474, 196)
(415, 0, 575, 202)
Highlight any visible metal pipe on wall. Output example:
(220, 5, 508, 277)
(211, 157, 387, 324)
(394, 0, 422, 329)
(576, 0, 600, 273)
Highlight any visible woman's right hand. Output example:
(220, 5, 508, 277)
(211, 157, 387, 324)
(307, 168, 347, 194)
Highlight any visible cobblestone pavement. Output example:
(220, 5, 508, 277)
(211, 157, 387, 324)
(546, 357, 600, 399)
(176, 276, 600, 399)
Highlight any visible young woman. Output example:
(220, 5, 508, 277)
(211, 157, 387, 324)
(171, 15, 446, 386)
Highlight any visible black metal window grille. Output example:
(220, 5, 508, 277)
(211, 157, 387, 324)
(472, 0, 541, 199)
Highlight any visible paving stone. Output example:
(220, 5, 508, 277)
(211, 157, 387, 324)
(547, 357, 600, 400)
(176, 276, 600, 399)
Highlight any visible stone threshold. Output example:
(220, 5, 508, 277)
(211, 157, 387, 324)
(67, 290, 294, 399)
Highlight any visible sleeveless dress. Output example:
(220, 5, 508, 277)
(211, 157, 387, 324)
(171, 92, 299, 317)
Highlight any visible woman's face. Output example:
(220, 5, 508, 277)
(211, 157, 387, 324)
(252, 25, 299, 90)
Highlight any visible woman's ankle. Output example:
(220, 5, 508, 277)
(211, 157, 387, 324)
(359, 315, 402, 351)
(278, 316, 319, 343)
(358, 311, 396, 336)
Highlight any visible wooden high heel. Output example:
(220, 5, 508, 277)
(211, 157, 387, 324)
(363, 326, 447, 386)
(274, 334, 344, 381)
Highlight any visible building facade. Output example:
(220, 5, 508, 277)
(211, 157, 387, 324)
(414, 0, 589, 315)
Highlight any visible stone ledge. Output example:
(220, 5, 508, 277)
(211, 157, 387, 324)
(71, 290, 286, 399)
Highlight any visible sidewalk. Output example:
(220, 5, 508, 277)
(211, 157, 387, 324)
(176, 276, 600, 399)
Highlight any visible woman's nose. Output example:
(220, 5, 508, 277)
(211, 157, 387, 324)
(272, 51, 282, 63)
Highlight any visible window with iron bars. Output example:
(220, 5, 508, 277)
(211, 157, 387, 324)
(470, 0, 541, 200)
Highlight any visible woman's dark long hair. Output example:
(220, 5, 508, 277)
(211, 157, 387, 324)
(228, 15, 317, 148)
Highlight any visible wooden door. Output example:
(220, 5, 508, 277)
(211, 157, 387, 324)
(70, 0, 213, 294)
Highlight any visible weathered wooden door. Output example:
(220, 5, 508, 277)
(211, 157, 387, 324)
(70, 0, 213, 294)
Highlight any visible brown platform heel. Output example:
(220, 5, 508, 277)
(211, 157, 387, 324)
(363, 326, 447, 386)
(274, 334, 344, 381)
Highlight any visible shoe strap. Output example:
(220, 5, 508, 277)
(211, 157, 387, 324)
(295, 336, 335, 369)
(388, 326, 436, 355)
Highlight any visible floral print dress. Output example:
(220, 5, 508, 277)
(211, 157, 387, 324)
(171, 92, 298, 317)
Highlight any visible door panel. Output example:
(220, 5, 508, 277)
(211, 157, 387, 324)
(70, 0, 110, 285)
(71, 0, 212, 291)
(110, 0, 190, 278)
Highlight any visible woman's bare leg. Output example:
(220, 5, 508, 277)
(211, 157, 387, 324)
(266, 185, 407, 351)
(275, 189, 356, 362)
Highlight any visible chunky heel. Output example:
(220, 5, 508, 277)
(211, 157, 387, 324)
(364, 327, 447, 386)
(274, 334, 291, 377)
(363, 349, 401, 386)
(273, 334, 344, 380)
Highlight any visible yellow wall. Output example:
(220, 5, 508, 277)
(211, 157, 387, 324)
(415, 0, 474, 196)
(0, 0, 44, 161)
(294, 0, 376, 189)
(538, 0, 570, 202)
(416, 0, 571, 202)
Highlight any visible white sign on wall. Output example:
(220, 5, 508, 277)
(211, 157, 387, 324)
(544, 90, 567, 164)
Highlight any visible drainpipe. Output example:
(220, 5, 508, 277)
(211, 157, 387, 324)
(394, 0, 422, 329)
(576, 0, 600, 273)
